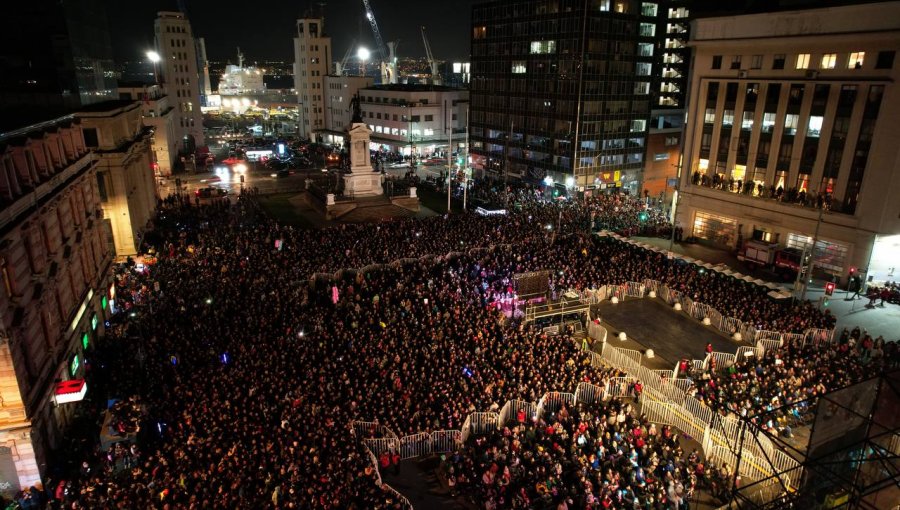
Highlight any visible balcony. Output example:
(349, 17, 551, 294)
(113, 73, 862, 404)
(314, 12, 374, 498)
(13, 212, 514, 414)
(689, 172, 855, 215)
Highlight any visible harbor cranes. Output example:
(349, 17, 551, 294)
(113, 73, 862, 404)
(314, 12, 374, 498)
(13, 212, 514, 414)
(420, 26, 441, 86)
(361, 0, 397, 83)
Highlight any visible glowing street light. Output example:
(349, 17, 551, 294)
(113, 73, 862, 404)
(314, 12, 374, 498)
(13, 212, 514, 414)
(357, 47, 370, 76)
(146, 51, 161, 86)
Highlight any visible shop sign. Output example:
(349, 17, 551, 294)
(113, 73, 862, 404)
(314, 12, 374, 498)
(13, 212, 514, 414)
(54, 379, 87, 405)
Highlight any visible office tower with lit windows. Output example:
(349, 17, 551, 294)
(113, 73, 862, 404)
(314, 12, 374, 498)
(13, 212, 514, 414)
(154, 11, 205, 154)
(470, 0, 680, 193)
(677, 1, 900, 281)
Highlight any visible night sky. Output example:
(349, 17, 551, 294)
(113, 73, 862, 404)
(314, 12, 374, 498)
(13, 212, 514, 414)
(104, 0, 478, 63)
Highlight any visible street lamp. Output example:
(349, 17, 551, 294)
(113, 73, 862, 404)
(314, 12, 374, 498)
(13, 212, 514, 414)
(357, 47, 370, 77)
(146, 51, 161, 86)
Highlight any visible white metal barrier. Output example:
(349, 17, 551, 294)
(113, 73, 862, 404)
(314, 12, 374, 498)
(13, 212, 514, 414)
(706, 351, 737, 372)
(722, 316, 744, 335)
(643, 279, 661, 295)
(625, 281, 646, 298)
(430, 430, 461, 454)
(537, 391, 576, 420)
(400, 433, 431, 460)
(575, 382, 607, 406)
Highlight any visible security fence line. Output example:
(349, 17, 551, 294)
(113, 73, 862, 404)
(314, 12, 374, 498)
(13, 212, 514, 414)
(586, 325, 809, 497)
(350, 352, 641, 510)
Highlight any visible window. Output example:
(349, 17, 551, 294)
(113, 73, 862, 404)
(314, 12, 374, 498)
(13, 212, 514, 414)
(474, 26, 486, 39)
(636, 63, 652, 76)
(634, 82, 650, 94)
(821, 53, 836, 69)
(512, 61, 526, 74)
(848, 52, 865, 69)
(654, 153, 669, 161)
(712, 55, 722, 69)
(784, 114, 799, 135)
(665, 136, 679, 146)
(796, 53, 810, 69)
(639, 23, 655, 37)
(82, 128, 99, 148)
(875, 50, 895, 69)
(423, 129, 434, 136)
(630, 119, 646, 132)
(722, 110, 734, 127)
(704, 108, 716, 124)
(773, 54, 786, 69)
(730, 55, 742, 70)
(807, 116, 823, 137)
(641, 2, 658, 16)
(741, 111, 754, 131)
(638, 43, 654, 57)
(762, 112, 776, 133)
(424, 115, 433, 122)
(530, 40, 556, 54)
(751, 55, 763, 69)
(410, 115, 420, 122)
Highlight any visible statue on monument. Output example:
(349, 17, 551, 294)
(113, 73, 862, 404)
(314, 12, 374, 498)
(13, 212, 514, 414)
(350, 93, 363, 124)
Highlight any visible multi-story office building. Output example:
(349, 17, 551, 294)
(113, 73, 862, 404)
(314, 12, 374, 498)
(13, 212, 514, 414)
(677, 1, 900, 281)
(643, 1, 690, 203)
(154, 11, 205, 154)
(319, 75, 376, 146)
(470, 0, 682, 193)
(358, 85, 468, 156)
(77, 101, 157, 257)
(0, 0, 117, 119)
(118, 83, 177, 177)
(293, 17, 332, 140)
(0, 116, 114, 492)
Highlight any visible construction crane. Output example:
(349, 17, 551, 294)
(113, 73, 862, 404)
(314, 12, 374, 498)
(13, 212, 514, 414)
(361, 0, 397, 84)
(420, 26, 441, 86)
(335, 39, 357, 75)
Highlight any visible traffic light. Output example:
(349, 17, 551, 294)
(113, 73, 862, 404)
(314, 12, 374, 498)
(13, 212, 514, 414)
(823, 296, 830, 307)
(825, 282, 835, 296)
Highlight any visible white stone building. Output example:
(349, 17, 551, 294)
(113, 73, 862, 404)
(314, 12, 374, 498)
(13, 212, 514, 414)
(118, 84, 177, 178)
(359, 85, 469, 157)
(293, 17, 332, 140)
(154, 11, 205, 154)
(677, 2, 900, 282)
(319, 75, 376, 146)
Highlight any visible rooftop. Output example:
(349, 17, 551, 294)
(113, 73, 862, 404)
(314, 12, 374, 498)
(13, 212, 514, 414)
(76, 99, 139, 114)
(362, 84, 464, 93)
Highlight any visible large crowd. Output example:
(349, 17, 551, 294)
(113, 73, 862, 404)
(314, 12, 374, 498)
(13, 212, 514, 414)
(687, 328, 899, 433)
(23, 187, 895, 510)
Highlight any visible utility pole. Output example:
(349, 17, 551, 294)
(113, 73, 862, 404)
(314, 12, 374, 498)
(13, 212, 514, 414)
(503, 118, 513, 208)
(668, 159, 683, 252)
(447, 117, 452, 213)
(799, 206, 825, 302)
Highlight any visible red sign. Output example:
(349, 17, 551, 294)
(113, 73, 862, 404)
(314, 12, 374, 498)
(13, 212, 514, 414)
(55, 379, 87, 404)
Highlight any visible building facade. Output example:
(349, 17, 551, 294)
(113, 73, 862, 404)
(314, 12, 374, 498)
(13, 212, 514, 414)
(358, 85, 469, 157)
(77, 102, 157, 257)
(118, 84, 177, 178)
(0, 0, 117, 120)
(293, 17, 332, 140)
(678, 1, 900, 281)
(0, 117, 114, 494)
(470, 0, 683, 192)
(643, 1, 690, 203)
(154, 11, 205, 155)
(319, 75, 376, 146)
(196, 38, 213, 107)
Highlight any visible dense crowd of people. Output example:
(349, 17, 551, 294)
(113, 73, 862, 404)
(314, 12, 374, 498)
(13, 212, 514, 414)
(26, 188, 894, 509)
(442, 397, 727, 509)
(687, 327, 899, 430)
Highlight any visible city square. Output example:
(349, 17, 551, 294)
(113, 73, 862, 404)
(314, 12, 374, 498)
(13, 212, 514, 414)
(0, 1, 899, 509)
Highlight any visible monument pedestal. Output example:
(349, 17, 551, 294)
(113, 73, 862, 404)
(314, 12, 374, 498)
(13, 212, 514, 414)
(343, 172, 383, 197)
(342, 122, 384, 197)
